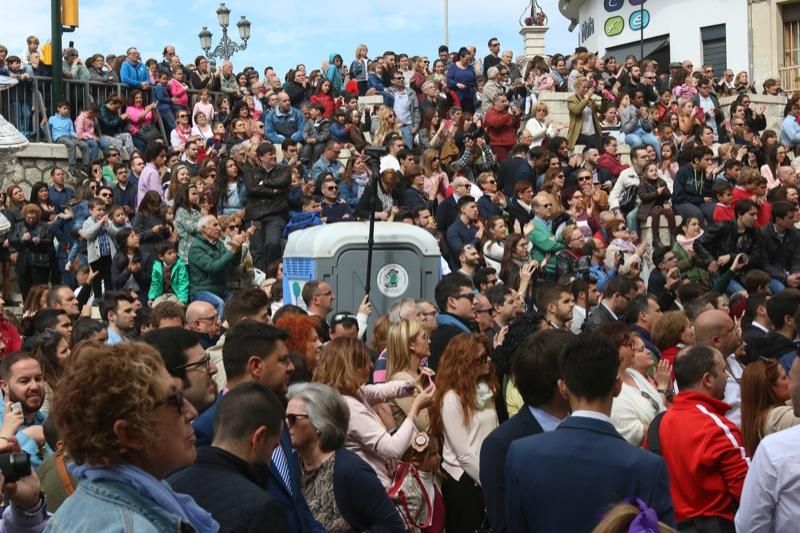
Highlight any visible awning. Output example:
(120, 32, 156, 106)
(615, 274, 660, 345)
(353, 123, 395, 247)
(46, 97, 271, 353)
(605, 35, 670, 62)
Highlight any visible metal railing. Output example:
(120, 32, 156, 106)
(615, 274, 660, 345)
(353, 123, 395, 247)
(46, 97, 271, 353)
(779, 65, 800, 92)
(0, 76, 235, 148)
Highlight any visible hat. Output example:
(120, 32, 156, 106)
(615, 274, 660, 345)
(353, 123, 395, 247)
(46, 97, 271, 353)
(668, 61, 682, 69)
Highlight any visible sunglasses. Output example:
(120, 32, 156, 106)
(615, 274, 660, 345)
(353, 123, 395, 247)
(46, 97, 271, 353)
(486, 180, 496, 185)
(154, 389, 185, 416)
(453, 292, 475, 302)
(617, 226, 628, 231)
(577, 175, 592, 181)
(285, 413, 310, 427)
(326, 186, 339, 191)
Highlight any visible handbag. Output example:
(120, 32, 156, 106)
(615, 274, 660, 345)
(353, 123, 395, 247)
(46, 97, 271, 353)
(618, 185, 639, 213)
(0, 213, 11, 236)
(137, 123, 161, 144)
(386, 462, 433, 532)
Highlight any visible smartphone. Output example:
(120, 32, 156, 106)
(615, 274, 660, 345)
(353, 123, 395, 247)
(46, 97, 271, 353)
(420, 373, 432, 388)
(10, 402, 21, 414)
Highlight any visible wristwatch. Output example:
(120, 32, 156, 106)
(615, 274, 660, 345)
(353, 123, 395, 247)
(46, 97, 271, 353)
(11, 491, 46, 518)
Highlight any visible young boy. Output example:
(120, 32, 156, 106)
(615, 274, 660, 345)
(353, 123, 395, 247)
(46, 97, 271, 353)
(712, 181, 734, 222)
(148, 241, 189, 305)
(6, 55, 33, 137)
(80, 197, 116, 299)
(48, 101, 91, 175)
(301, 103, 330, 164)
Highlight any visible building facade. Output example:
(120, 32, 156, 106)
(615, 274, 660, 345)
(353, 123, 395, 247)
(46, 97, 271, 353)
(558, 0, 749, 78)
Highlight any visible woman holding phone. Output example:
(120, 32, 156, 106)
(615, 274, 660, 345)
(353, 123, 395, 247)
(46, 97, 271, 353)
(386, 319, 435, 432)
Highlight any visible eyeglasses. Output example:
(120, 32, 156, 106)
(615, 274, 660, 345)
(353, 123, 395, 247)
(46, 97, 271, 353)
(178, 114, 188, 119)
(537, 203, 553, 208)
(99, 192, 112, 198)
(174, 353, 213, 373)
(486, 180, 496, 185)
(490, 43, 500, 47)
(154, 389, 185, 417)
(577, 175, 592, 182)
(285, 413, 310, 427)
(108, 152, 120, 158)
(453, 292, 475, 302)
(325, 186, 339, 192)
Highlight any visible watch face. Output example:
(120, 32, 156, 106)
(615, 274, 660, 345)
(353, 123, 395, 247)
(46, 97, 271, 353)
(604, 16, 624, 37)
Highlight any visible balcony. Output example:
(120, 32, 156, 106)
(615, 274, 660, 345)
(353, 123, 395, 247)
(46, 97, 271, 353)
(779, 64, 800, 92)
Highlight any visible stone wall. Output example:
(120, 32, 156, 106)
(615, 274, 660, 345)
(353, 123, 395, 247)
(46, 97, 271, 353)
(1, 143, 78, 196)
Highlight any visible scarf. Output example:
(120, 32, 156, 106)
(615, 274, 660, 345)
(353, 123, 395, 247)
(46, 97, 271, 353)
(676, 230, 703, 252)
(475, 381, 494, 408)
(71, 463, 219, 533)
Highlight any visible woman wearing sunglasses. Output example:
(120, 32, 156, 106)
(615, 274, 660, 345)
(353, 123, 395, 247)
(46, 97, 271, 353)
(48, 342, 217, 532)
(429, 332, 498, 532)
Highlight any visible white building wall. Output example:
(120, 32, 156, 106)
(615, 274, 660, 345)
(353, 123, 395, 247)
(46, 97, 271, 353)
(576, 0, 749, 73)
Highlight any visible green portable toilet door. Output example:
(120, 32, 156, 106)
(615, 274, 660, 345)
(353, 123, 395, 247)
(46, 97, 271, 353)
(335, 248, 422, 316)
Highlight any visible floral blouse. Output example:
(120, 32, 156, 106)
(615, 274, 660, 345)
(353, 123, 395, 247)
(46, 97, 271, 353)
(301, 454, 349, 532)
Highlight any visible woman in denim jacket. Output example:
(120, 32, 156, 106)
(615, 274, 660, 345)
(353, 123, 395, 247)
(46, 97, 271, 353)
(45, 342, 218, 533)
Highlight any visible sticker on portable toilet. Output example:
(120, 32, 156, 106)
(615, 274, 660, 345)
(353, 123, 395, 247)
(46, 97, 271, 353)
(377, 264, 409, 298)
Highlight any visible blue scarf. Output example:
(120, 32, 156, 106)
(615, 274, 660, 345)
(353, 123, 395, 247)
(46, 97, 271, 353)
(436, 313, 471, 333)
(71, 463, 219, 533)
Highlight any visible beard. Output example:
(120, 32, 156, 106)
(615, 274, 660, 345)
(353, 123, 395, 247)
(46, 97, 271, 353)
(8, 387, 43, 414)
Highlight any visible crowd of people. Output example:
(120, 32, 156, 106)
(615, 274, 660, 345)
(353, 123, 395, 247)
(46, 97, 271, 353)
(0, 32, 796, 533)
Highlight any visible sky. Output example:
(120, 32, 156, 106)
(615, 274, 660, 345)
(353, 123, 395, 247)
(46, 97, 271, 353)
(4, 0, 577, 75)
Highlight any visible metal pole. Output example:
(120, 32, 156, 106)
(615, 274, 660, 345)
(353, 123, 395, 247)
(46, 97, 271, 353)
(639, 4, 644, 62)
(444, 0, 449, 48)
(51, 0, 63, 105)
(361, 155, 381, 340)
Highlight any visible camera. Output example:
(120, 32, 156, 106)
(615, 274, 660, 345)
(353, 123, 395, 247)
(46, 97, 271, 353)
(0, 452, 31, 483)
(738, 253, 749, 266)
(363, 145, 388, 159)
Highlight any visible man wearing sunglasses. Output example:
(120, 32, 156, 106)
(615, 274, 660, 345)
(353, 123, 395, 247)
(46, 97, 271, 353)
(529, 192, 565, 279)
(429, 273, 477, 371)
(319, 176, 353, 223)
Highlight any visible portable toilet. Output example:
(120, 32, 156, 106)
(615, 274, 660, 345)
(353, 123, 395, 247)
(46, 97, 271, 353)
(282, 222, 441, 322)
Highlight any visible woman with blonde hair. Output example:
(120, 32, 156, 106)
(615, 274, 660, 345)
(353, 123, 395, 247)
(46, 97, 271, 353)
(372, 107, 402, 147)
(386, 319, 433, 431)
(524, 102, 565, 147)
(429, 332, 499, 532)
(314, 337, 435, 487)
(421, 148, 449, 203)
(740, 357, 800, 456)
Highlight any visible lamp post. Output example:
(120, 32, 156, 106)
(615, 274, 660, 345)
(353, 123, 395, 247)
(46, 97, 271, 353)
(198, 3, 251, 62)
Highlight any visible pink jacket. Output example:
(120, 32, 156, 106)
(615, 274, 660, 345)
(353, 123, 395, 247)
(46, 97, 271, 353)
(74, 112, 97, 140)
(168, 79, 188, 109)
(343, 380, 416, 487)
(126, 106, 155, 135)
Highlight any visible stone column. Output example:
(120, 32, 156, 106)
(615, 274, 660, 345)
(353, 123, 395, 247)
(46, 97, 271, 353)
(0, 78, 30, 193)
(519, 25, 549, 61)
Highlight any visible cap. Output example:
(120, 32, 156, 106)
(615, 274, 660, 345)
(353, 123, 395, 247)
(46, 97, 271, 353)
(668, 62, 682, 69)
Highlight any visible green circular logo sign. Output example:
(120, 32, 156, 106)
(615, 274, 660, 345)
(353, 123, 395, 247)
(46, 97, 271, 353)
(604, 16, 624, 36)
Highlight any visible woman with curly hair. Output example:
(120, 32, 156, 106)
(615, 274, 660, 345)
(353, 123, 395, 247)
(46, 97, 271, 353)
(429, 332, 499, 532)
(47, 342, 216, 531)
(274, 313, 323, 383)
(314, 337, 434, 488)
(372, 107, 402, 147)
(740, 357, 800, 456)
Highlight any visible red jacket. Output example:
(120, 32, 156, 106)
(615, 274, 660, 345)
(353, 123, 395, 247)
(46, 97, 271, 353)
(309, 93, 337, 119)
(483, 107, 520, 149)
(597, 152, 630, 178)
(713, 203, 734, 223)
(731, 186, 771, 228)
(659, 391, 749, 523)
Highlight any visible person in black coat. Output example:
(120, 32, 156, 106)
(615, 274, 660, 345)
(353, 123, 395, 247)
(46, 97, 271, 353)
(758, 201, 800, 290)
(355, 169, 404, 220)
(111, 228, 152, 306)
(9, 204, 57, 300)
(694, 200, 764, 289)
(429, 274, 477, 370)
(480, 330, 573, 533)
(168, 382, 291, 533)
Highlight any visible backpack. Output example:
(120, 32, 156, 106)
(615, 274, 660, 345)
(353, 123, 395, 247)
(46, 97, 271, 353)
(644, 411, 667, 456)
(618, 184, 639, 214)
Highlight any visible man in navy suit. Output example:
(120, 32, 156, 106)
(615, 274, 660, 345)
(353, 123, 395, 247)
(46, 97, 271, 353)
(480, 329, 574, 533)
(505, 332, 675, 532)
(192, 320, 324, 533)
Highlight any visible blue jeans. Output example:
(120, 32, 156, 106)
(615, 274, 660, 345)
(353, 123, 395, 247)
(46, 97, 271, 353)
(83, 139, 100, 163)
(10, 101, 31, 137)
(399, 125, 414, 149)
(191, 290, 231, 319)
(625, 128, 661, 157)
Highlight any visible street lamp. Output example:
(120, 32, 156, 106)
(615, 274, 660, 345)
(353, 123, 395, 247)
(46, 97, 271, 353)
(198, 2, 251, 62)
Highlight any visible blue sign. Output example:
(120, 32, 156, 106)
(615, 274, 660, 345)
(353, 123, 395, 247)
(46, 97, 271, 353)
(629, 9, 650, 31)
(604, 0, 624, 12)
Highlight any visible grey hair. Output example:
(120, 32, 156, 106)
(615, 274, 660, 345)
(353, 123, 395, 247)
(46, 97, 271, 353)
(197, 214, 217, 232)
(287, 382, 349, 452)
(487, 66, 499, 80)
(421, 80, 435, 93)
(388, 298, 419, 324)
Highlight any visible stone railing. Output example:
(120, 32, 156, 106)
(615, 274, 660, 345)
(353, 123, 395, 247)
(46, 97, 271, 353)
(1, 143, 78, 195)
(719, 93, 787, 133)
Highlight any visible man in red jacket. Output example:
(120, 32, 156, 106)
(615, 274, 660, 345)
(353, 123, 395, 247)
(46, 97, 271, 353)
(659, 343, 750, 531)
(483, 94, 521, 162)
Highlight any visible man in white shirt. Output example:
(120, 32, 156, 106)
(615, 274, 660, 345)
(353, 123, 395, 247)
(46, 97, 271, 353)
(571, 278, 599, 334)
(736, 356, 800, 532)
